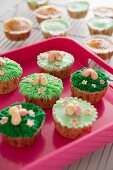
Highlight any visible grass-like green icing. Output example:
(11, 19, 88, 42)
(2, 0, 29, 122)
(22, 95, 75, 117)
(71, 67, 109, 92)
(0, 103, 46, 138)
(19, 73, 63, 99)
(0, 57, 22, 81)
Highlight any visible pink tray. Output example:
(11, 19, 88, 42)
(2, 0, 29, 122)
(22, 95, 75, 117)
(0, 37, 113, 170)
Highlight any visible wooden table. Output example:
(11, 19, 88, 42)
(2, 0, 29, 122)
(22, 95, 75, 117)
(0, 0, 113, 170)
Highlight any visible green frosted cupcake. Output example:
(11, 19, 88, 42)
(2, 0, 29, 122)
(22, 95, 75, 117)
(53, 97, 98, 139)
(0, 102, 46, 147)
(37, 50, 74, 79)
(66, 0, 89, 19)
(40, 18, 69, 38)
(27, 0, 48, 10)
(0, 57, 22, 94)
(19, 73, 63, 108)
(87, 16, 113, 36)
(71, 67, 110, 104)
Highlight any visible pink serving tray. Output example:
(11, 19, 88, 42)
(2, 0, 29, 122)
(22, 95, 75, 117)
(0, 37, 113, 170)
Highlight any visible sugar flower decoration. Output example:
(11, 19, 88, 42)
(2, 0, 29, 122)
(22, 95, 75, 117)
(51, 77, 58, 82)
(92, 84, 96, 88)
(28, 110, 35, 117)
(100, 80, 105, 84)
(26, 78, 33, 83)
(69, 118, 78, 126)
(0, 117, 8, 124)
(54, 61, 61, 67)
(82, 80, 87, 85)
(0, 68, 5, 75)
(85, 109, 92, 115)
(26, 119, 34, 127)
(38, 87, 46, 94)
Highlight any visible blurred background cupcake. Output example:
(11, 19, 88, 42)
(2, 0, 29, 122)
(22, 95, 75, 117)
(27, 0, 48, 10)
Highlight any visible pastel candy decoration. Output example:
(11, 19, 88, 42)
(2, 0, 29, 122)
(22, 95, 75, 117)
(0, 59, 6, 66)
(9, 106, 19, 116)
(75, 105, 82, 116)
(19, 109, 28, 117)
(81, 68, 98, 80)
(55, 51, 63, 61)
(11, 111, 22, 126)
(40, 75, 48, 85)
(32, 77, 40, 86)
(32, 74, 48, 86)
(66, 103, 75, 116)
(48, 51, 55, 62)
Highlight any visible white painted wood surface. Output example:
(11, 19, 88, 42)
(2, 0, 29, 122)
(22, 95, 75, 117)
(0, 0, 113, 170)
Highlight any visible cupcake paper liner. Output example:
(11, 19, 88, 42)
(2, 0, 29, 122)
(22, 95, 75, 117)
(39, 64, 72, 79)
(0, 77, 20, 94)
(71, 86, 108, 104)
(67, 10, 88, 19)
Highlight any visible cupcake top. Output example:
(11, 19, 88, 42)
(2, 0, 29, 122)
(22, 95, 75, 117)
(4, 17, 32, 34)
(37, 50, 74, 70)
(71, 67, 109, 92)
(35, 5, 61, 20)
(40, 18, 69, 35)
(87, 17, 113, 31)
(28, 0, 48, 8)
(0, 57, 22, 81)
(93, 7, 113, 18)
(85, 35, 113, 53)
(19, 73, 63, 99)
(0, 102, 46, 138)
(53, 97, 98, 128)
(66, 0, 89, 12)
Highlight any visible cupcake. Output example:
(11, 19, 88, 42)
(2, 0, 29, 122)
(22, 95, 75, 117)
(66, 0, 89, 19)
(0, 102, 46, 147)
(27, 0, 48, 10)
(35, 5, 62, 23)
(40, 18, 69, 38)
(87, 16, 113, 36)
(71, 67, 110, 104)
(85, 35, 113, 60)
(53, 97, 98, 139)
(3, 17, 32, 41)
(93, 7, 113, 19)
(19, 73, 63, 108)
(37, 50, 74, 79)
(0, 57, 22, 94)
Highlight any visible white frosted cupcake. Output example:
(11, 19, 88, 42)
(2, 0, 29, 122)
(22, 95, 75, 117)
(66, 0, 89, 19)
(40, 18, 69, 38)
(87, 16, 113, 36)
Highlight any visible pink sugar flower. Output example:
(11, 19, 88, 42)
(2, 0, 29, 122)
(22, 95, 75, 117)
(69, 118, 78, 126)
(62, 100, 68, 106)
(85, 109, 92, 115)
(0, 68, 5, 75)
(40, 54, 46, 59)
(100, 80, 105, 84)
(51, 77, 58, 82)
(38, 87, 46, 94)
(0, 117, 8, 124)
(54, 61, 61, 67)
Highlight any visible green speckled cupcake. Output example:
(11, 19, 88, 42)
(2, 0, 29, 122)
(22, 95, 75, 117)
(40, 18, 69, 38)
(53, 97, 98, 139)
(66, 0, 89, 19)
(87, 16, 113, 36)
(19, 73, 63, 108)
(0, 102, 46, 147)
(0, 57, 22, 94)
(71, 67, 110, 104)
(27, 0, 48, 10)
(37, 50, 74, 79)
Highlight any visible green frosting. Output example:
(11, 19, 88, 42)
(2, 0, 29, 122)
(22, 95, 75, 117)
(37, 51, 74, 70)
(66, 1, 89, 12)
(40, 18, 69, 35)
(88, 17, 113, 30)
(53, 97, 98, 128)
(0, 102, 46, 138)
(19, 73, 63, 99)
(0, 57, 22, 81)
(71, 67, 109, 92)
